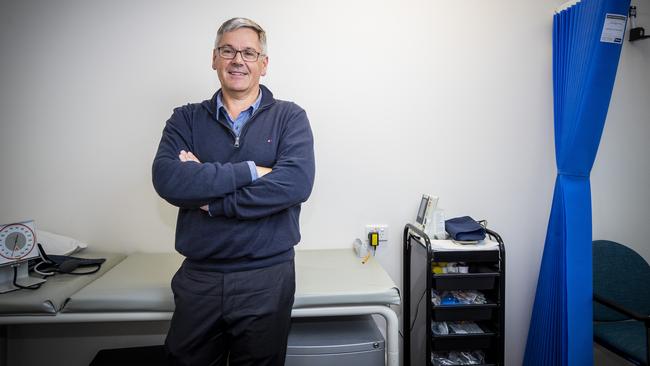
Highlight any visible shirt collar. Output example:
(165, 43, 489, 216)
(216, 88, 263, 119)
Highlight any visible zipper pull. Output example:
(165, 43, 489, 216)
(234, 136, 240, 148)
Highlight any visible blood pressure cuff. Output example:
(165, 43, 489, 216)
(445, 216, 486, 241)
(38, 255, 106, 274)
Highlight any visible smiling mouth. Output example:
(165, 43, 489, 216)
(228, 71, 248, 76)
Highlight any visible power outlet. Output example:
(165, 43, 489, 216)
(365, 224, 389, 244)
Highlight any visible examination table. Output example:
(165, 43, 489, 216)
(0, 249, 400, 366)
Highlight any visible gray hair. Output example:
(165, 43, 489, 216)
(215, 18, 267, 55)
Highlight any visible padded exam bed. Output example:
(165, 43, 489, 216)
(0, 249, 401, 366)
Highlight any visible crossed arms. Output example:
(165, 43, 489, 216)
(152, 106, 315, 220)
(177, 150, 271, 212)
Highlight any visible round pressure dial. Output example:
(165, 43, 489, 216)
(0, 223, 36, 260)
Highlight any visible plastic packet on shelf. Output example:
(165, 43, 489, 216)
(457, 350, 486, 364)
(431, 352, 457, 366)
(447, 321, 484, 334)
(433, 290, 488, 306)
(453, 350, 486, 365)
(441, 292, 458, 304)
(452, 290, 487, 304)
(431, 290, 441, 305)
(431, 321, 449, 335)
(431, 350, 486, 365)
(431, 321, 483, 335)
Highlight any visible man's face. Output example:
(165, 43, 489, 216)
(212, 28, 268, 96)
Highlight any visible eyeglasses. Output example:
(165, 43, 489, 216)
(217, 46, 264, 62)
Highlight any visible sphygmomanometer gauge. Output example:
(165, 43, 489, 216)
(0, 222, 36, 262)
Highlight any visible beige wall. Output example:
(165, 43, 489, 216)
(1, 1, 648, 365)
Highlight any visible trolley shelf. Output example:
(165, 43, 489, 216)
(432, 273, 499, 290)
(431, 322, 497, 351)
(429, 250, 500, 262)
(432, 303, 498, 321)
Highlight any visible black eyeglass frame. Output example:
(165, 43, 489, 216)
(216, 46, 265, 62)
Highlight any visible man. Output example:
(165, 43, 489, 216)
(152, 17, 315, 366)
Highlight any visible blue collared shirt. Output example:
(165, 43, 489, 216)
(217, 89, 263, 180)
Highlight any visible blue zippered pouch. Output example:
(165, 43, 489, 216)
(445, 216, 486, 241)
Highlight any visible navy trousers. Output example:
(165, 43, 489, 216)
(165, 260, 295, 366)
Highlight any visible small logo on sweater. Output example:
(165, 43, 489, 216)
(267, 139, 272, 143)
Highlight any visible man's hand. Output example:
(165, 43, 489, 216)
(179, 150, 201, 163)
(256, 166, 272, 177)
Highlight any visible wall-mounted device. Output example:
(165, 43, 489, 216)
(415, 194, 439, 231)
(629, 6, 650, 42)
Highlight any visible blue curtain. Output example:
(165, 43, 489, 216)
(524, 0, 629, 365)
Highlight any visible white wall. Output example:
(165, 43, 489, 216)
(592, 1, 650, 261)
(0, 1, 647, 365)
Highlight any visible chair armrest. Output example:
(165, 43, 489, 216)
(594, 294, 650, 325)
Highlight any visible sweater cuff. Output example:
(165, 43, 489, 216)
(232, 161, 253, 189)
(208, 199, 225, 217)
(247, 161, 259, 181)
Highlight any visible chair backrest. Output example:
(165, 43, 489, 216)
(593, 240, 650, 321)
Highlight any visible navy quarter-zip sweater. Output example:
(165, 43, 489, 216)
(152, 85, 315, 271)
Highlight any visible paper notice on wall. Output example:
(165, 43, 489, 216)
(600, 13, 627, 44)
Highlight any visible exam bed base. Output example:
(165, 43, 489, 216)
(1, 306, 399, 366)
